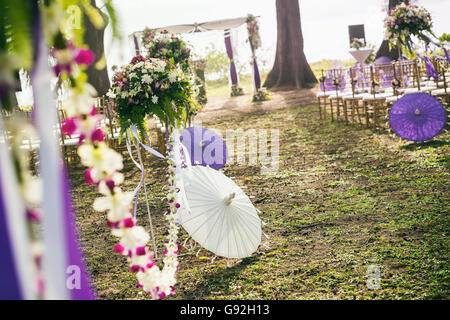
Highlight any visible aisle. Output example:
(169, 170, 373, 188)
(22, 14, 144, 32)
(69, 100, 449, 300)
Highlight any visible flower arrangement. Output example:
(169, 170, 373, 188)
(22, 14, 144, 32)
(350, 38, 365, 50)
(385, 2, 433, 51)
(231, 84, 244, 96)
(246, 14, 261, 51)
(252, 87, 270, 102)
(106, 55, 197, 139)
(142, 28, 191, 74)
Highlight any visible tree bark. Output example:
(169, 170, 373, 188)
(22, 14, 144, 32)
(375, 0, 409, 61)
(264, 0, 317, 90)
(83, 0, 110, 97)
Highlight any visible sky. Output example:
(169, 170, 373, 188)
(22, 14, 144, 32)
(104, 0, 450, 75)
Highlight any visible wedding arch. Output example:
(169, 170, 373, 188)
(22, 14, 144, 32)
(128, 16, 263, 97)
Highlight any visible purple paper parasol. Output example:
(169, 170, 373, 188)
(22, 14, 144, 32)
(390, 93, 447, 142)
(180, 126, 227, 170)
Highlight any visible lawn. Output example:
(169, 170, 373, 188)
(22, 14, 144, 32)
(69, 87, 449, 300)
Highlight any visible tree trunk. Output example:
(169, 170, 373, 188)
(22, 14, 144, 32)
(83, 0, 110, 97)
(264, 0, 317, 90)
(375, 0, 409, 61)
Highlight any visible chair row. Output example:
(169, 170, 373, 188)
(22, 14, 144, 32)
(317, 58, 449, 128)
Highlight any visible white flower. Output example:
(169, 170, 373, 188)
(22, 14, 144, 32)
(76, 114, 101, 137)
(137, 264, 176, 299)
(133, 61, 144, 70)
(30, 241, 44, 259)
(93, 186, 133, 222)
(62, 83, 97, 117)
(115, 226, 150, 251)
(168, 72, 177, 83)
(152, 95, 158, 104)
(21, 175, 42, 206)
(78, 142, 123, 175)
(90, 169, 124, 185)
(142, 74, 153, 84)
(106, 90, 116, 99)
(130, 252, 151, 269)
(155, 60, 166, 72)
(137, 266, 161, 294)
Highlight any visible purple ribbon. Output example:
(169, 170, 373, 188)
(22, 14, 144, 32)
(0, 172, 23, 299)
(249, 41, 261, 89)
(224, 30, 238, 85)
(61, 167, 95, 300)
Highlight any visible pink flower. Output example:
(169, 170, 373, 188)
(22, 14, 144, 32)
(91, 128, 105, 143)
(62, 118, 77, 135)
(130, 265, 141, 273)
(85, 169, 94, 184)
(107, 219, 120, 229)
(113, 243, 125, 254)
(78, 133, 86, 145)
(74, 49, 94, 65)
(135, 246, 146, 256)
(123, 217, 135, 228)
(26, 208, 41, 222)
(53, 64, 72, 76)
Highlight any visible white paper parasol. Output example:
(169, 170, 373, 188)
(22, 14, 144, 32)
(178, 165, 261, 259)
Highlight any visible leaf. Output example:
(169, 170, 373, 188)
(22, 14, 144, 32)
(102, 0, 121, 40)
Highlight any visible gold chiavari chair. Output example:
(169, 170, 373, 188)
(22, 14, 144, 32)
(57, 103, 79, 166)
(327, 68, 349, 122)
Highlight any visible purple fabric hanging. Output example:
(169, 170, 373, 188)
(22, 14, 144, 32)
(253, 59, 261, 89)
(61, 167, 95, 300)
(224, 30, 238, 85)
(249, 41, 261, 90)
(0, 174, 23, 299)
